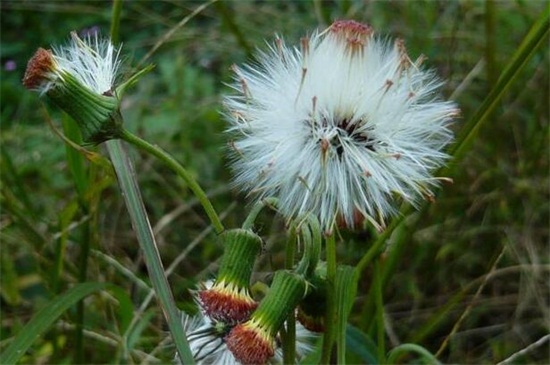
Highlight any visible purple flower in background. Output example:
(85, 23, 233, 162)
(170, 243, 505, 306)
(79, 25, 100, 38)
(4, 60, 16, 71)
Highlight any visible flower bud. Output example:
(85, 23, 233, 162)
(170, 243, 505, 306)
(226, 271, 307, 364)
(198, 229, 262, 324)
(23, 32, 122, 144)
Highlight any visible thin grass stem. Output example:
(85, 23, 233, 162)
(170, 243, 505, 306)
(281, 224, 297, 364)
(373, 259, 386, 363)
(213, 1, 252, 57)
(321, 233, 337, 363)
(120, 128, 224, 234)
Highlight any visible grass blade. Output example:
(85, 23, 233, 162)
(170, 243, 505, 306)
(106, 139, 195, 364)
(334, 265, 358, 364)
(0, 282, 131, 365)
(446, 7, 549, 165)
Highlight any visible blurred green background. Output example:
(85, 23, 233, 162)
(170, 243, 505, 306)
(1, 1, 548, 364)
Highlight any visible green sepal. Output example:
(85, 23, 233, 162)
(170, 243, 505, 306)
(217, 229, 262, 288)
(253, 270, 307, 337)
(46, 72, 122, 145)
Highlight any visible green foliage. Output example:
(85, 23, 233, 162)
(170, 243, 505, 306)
(1, 1, 548, 364)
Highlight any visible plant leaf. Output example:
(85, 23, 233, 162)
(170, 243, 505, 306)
(0, 282, 132, 365)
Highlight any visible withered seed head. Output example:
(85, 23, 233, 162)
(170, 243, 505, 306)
(22, 48, 55, 90)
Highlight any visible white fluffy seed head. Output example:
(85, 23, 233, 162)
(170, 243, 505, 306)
(224, 20, 458, 231)
(42, 31, 121, 95)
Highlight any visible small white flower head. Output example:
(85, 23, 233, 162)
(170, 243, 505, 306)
(224, 20, 459, 231)
(177, 312, 237, 365)
(23, 31, 121, 95)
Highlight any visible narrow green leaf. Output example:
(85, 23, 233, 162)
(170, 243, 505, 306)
(387, 343, 442, 365)
(125, 309, 157, 352)
(0, 146, 35, 216)
(345, 324, 378, 364)
(61, 114, 89, 199)
(0, 282, 132, 365)
(0, 248, 21, 305)
(334, 265, 358, 363)
(446, 8, 549, 166)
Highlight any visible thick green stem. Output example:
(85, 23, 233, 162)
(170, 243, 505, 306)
(242, 197, 278, 230)
(321, 233, 337, 363)
(105, 140, 194, 364)
(120, 129, 224, 234)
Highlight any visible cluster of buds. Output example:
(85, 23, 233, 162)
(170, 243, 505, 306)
(180, 229, 318, 364)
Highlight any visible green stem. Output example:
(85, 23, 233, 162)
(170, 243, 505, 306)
(61, 113, 93, 364)
(355, 205, 412, 275)
(321, 233, 337, 363)
(105, 140, 195, 364)
(109, 0, 123, 46)
(242, 197, 278, 230)
(282, 224, 297, 364)
(213, 1, 252, 57)
(120, 128, 224, 234)
(374, 259, 386, 363)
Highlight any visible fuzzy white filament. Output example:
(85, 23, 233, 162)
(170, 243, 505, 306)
(44, 31, 121, 95)
(225, 20, 458, 231)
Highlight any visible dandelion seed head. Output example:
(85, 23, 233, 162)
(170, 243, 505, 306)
(23, 31, 121, 95)
(225, 20, 457, 230)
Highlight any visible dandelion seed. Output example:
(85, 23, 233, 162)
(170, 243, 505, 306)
(224, 20, 457, 231)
